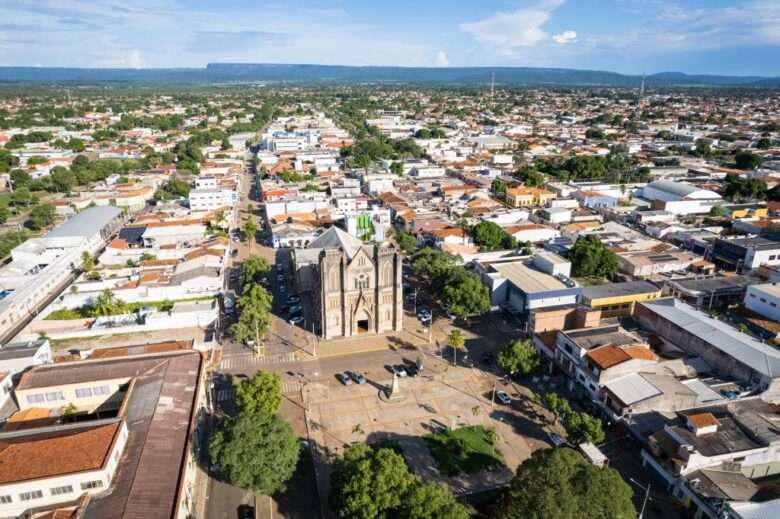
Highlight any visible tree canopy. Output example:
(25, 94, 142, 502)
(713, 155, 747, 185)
(209, 411, 300, 495)
(231, 284, 273, 345)
(241, 256, 271, 289)
(497, 339, 540, 376)
(472, 221, 505, 251)
(735, 150, 762, 170)
(501, 448, 635, 519)
(440, 268, 491, 319)
(329, 443, 469, 519)
(724, 174, 767, 202)
(569, 235, 619, 280)
(234, 370, 282, 416)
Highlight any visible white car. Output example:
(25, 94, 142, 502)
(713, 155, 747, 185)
(494, 390, 512, 405)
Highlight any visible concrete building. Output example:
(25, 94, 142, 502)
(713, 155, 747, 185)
(0, 207, 124, 342)
(2, 347, 204, 519)
(474, 256, 580, 315)
(581, 280, 663, 318)
(710, 237, 780, 272)
(744, 283, 780, 322)
(293, 227, 403, 340)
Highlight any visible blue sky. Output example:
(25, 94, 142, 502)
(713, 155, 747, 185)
(1, 0, 780, 75)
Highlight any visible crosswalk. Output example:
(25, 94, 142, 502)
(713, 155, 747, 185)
(214, 380, 302, 403)
(219, 351, 296, 370)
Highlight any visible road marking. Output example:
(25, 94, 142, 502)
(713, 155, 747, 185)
(282, 381, 302, 394)
(219, 351, 296, 370)
(216, 388, 234, 402)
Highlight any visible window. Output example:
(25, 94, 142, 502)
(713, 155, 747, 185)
(761, 298, 767, 303)
(92, 386, 110, 396)
(81, 480, 103, 491)
(771, 256, 777, 261)
(26, 394, 45, 404)
(772, 303, 777, 308)
(19, 490, 43, 501)
(45, 391, 65, 402)
(750, 293, 757, 298)
(75, 387, 93, 398)
(0, 495, 11, 504)
(50, 485, 73, 496)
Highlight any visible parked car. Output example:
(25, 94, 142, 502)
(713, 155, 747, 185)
(417, 309, 432, 322)
(494, 390, 512, 405)
(347, 371, 367, 384)
(279, 285, 286, 294)
(335, 372, 353, 385)
(547, 431, 566, 447)
(288, 305, 302, 315)
(392, 364, 408, 377)
(286, 295, 301, 304)
(405, 364, 419, 377)
(238, 505, 255, 519)
(289, 315, 304, 325)
(482, 353, 495, 365)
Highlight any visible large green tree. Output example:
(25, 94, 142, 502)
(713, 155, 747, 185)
(568, 411, 605, 445)
(497, 339, 540, 376)
(440, 268, 491, 319)
(234, 370, 282, 416)
(501, 448, 635, 519)
(240, 256, 271, 289)
(26, 204, 56, 230)
(569, 235, 619, 279)
(411, 248, 455, 287)
(472, 221, 505, 251)
(735, 150, 762, 170)
(209, 411, 300, 495)
(330, 444, 468, 519)
(230, 284, 273, 345)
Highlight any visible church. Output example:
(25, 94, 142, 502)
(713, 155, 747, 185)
(292, 227, 403, 340)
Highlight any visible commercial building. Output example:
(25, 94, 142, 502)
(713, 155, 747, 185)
(474, 254, 580, 315)
(710, 237, 780, 272)
(0, 207, 124, 342)
(744, 283, 780, 322)
(1, 347, 204, 519)
(581, 280, 662, 318)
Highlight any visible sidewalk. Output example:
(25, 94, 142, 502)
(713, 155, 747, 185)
(296, 329, 428, 360)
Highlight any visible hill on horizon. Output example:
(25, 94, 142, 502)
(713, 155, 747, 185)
(0, 63, 778, 87)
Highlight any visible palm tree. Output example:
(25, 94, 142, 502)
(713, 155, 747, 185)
(448, 328, 466, 366)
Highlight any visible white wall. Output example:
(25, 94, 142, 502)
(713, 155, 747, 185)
(0, 421, 127, 518)
(745, 285, 780, 322)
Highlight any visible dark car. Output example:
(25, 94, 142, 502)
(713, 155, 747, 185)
(482, 353, 495, 365)
(392, 364, 408, 377)
(335, 372, 353, 386)
(405, 364, 419, 377)
(238, 505, 255, 519)
(347, 371, 367, 384)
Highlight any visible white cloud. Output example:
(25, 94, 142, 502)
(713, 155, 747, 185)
(128, 49, 143, 68)
(460, 1, 569, 56)
(434, 50, 449, 67)
(461, 9, 551, 53)
(552, 30, 577, 44)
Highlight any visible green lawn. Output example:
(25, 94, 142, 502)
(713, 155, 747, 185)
(423, 425, 504, 476)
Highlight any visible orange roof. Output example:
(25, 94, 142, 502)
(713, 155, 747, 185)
(108, 238, 130, 249)
(0, 422, 119, 484)
(623, 345, 658, 361)
(688, 412, 719, 429)
(586, 345, 630, 370)
(89, 340, 194, 359)
(432, 227, 469, 238)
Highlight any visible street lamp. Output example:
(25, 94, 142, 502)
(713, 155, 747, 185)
(629, 478, 651, 519)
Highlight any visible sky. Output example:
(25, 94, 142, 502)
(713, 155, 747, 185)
(1, 0, 780, 76)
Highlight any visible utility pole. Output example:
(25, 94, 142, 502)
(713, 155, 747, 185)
(490, 72, 495, 104)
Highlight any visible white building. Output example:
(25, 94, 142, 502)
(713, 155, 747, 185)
(745, 283, 780, 322)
